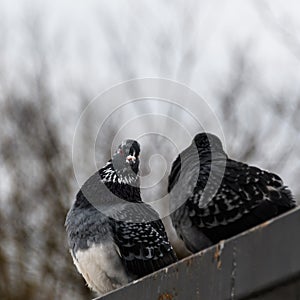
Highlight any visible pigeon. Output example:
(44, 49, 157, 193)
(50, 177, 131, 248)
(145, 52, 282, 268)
(65, 140, 177, 295)
(168, 132, 296, 253)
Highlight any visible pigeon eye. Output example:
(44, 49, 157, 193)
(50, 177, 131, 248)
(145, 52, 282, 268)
(118, 149, 123, 155)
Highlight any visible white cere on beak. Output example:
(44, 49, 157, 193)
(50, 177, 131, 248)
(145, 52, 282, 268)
(126, 155, 136, 164)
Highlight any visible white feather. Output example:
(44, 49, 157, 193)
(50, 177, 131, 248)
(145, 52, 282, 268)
(71, 242, 131, 296)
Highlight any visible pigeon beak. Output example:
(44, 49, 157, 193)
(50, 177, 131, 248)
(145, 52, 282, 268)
(126, 155, 136, 165)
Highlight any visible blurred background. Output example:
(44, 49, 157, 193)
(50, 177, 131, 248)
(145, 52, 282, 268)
(1, 0, 300, 299)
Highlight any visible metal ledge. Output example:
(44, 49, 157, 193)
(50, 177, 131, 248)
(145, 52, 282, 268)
(98, 207, 300, 300)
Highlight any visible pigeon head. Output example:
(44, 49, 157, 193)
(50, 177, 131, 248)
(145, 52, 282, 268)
(112, 139, 140, 176)
(193, 133, 225, 154)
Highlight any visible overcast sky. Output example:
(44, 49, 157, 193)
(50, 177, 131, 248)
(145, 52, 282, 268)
(1, 0, 300, 196)
(1, 0, 300, 96)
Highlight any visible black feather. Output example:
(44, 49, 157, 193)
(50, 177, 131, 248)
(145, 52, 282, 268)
(169, 132, 296, 253)
(112, 202, 177, 277)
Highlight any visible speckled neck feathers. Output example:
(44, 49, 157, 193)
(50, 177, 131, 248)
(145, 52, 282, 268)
(99, 160, 141, 203)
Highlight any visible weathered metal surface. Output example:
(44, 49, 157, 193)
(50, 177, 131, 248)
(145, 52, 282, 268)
(96, 207, 300, 300)
(246, 278, 300, 300)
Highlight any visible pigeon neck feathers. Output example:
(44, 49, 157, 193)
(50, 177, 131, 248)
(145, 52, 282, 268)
(99, 160, 141, 203)
(193, 133, 227, 162)
(101, 160, 139, 185)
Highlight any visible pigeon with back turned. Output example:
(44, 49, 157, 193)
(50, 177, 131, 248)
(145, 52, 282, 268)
(65, 140, 177, 295)
(168, 132, 296, 253)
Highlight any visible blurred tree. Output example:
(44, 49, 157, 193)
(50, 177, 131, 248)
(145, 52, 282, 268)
(0, 12, 94, 299)
(0, 90, 94, 300)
